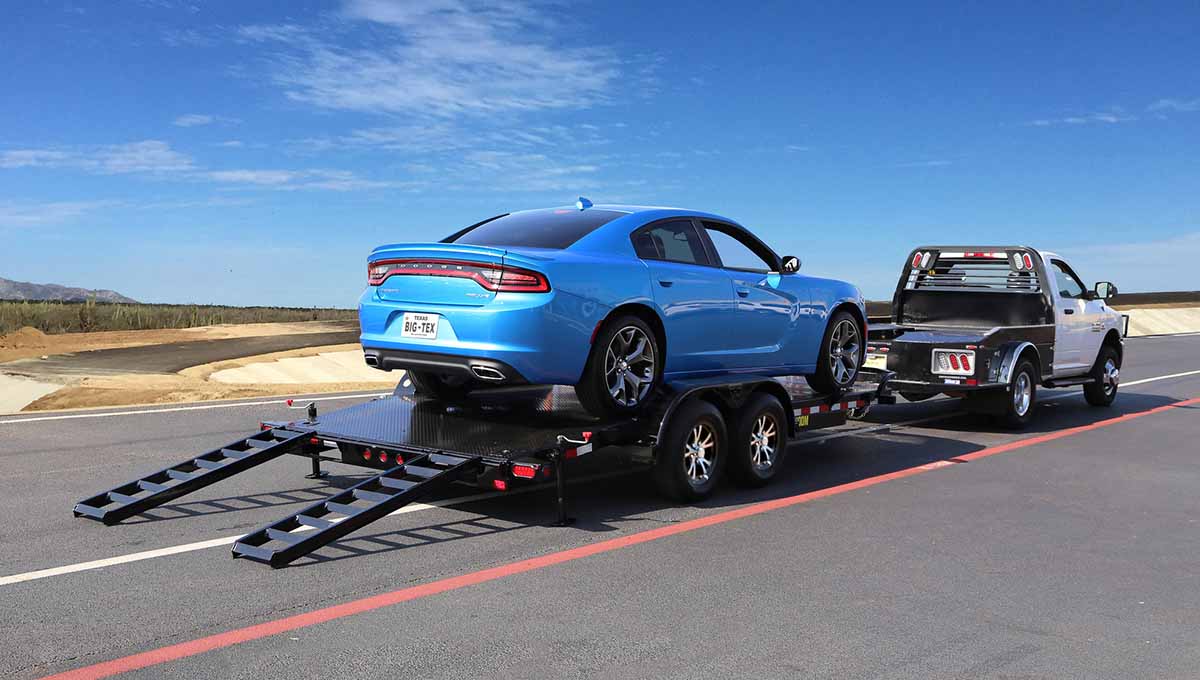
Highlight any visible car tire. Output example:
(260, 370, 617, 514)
(1083, 345, 1120, 407)
(728, 393, 789, 488)
(806, 310, 864, 395)
(999, 358, 1038, 429)
(575, 315, 662, 418)
(653, 399, 727, 502)
(406, 370, 478, 401)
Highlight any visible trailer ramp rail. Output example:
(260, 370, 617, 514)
(73, 429, 309, 525)
(232, 450, 481, 568)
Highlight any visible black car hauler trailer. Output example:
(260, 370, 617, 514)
(74, 369, 891, 568)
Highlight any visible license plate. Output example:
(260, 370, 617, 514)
(864, 353, 888, 370)
(400, 312, 439, 339)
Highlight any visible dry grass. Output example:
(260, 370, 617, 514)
(0, 299, 356, 335)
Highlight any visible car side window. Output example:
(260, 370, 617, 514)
(703, 227, 774, 273)
(1050, 260, 1085, 299)
(632, 220, 712, 266)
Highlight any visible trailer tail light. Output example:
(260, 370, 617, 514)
(511, 464, 539, 479)
(368, 259, 550, 293)
(932, 349, 976, 376)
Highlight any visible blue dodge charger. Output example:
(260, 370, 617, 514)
(360, 200, 867, 416)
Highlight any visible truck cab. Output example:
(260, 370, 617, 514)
(867, 246, 1124, 427)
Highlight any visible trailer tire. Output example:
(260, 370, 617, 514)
(806, 310, 864, 395)
(728, 393, 789, 487)
(654, 399, 727, 502)
(406, 370, 478, 401)
(999, 358, 1038, 429)
(1083, 345, 1120, 407)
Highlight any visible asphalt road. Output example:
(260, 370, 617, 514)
(0, 330, 360, 377)
(1, 334, 1197, 679)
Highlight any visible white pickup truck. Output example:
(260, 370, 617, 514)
(866, 246, 1125, 427)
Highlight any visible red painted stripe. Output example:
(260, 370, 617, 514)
(44, 396, 1200, 680)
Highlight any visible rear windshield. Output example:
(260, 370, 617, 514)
(446, 209, 622, 249)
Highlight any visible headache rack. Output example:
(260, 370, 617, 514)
(74, 370, 891, 568)
(903, 247, 1043, 293)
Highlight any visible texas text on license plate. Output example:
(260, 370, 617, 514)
(864, 353, 888, 370)
(401, 312, 439, 339)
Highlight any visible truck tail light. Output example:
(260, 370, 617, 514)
(959, 354, 971, 372)
(933, 349, 976, 376)
(511, 464, 539, 479)
(368, 259, 550, 293)
(949, 354, 960, 370)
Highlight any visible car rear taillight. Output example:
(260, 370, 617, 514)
(367, 259, 549, 293)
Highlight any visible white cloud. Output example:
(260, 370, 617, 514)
(207, 169, 298, 185)
(217, 140, 245, 147)
(1054, 231, 1200, 293)
(173, 114, 214, 127)
(239, 0, 619, 118)
(0, 200, 114, 228)
(895, 159, 952, 168)
(0, 140, 194, 175)
(1027, 110, 1136, 127)
(1147, 98, 1200, 113)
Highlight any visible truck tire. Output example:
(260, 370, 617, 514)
(407, 370, 478, 401)
(999, 359, 1038, 429)
(576, 315, 662, 418)
(728, 393, 789, 487)
(1083, 345, 1120, 407)
(653, 399, 727, 502)
(806, 310, 864, 395)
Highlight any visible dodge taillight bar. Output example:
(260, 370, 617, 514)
(368, 259, 550, 293)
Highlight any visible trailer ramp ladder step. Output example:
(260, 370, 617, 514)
(232, 452, 481, 568)
(73, 429, 308, 525)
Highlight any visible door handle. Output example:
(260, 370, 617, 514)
(657, 279, 674, 288)
(736, 288, 750, 298)
(1063, 308, 1074, 315)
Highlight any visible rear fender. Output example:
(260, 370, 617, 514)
(992, 341, 1039, 385)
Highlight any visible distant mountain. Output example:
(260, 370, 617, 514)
(0, 277, 139, 303)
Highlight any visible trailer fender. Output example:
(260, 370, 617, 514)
(993, 341, 1040, 386)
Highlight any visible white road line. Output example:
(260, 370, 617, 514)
(0, 470, 631, 587)
(2, 367, 1197, 587)
(0, 392, 391, 425)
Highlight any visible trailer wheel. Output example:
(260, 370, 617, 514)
(654, 399, 727, 502)
(1083, 345, 1120, 407)
(999, 359, 1038, 429)
(728, 393, 789, 488)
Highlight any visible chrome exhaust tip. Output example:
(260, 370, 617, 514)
(470, 365, 506, 381)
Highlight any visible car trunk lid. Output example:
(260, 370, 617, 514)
(368, 244, 550, 306)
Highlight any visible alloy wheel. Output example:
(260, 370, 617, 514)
(1103, 358, 1120, 397)
(1014, 371, 1032, 416)
(749, 414, 778, 471)
(683, 422, 717, 484)
(605, 325, 656, 407)
(828, 319, 860, 386)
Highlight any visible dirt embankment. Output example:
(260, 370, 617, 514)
(0, 321, 356, 364)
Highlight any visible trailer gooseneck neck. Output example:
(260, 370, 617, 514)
(74, 370, 891, 568)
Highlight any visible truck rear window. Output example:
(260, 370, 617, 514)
(446, 209, 623, 249)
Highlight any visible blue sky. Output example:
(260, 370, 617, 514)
(2, 0, 1198, 306)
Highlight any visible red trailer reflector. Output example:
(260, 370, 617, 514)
(309, 437, 320, 445)
(965, 379, 978, 386)
(511, 464, 538, 479)
(378, 452, 389, 464)
(492, 479, 508, 491)
(286, 399, 294, 406)
(362, 449, 373, 461)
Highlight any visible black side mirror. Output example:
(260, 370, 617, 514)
(1094, 281, 1117, 300)
(781, 255, 801, 273)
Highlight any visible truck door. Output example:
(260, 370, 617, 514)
(1046, 258, 1090, 375)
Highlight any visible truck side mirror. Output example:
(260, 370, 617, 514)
(1094, 281, 1117, 300)
(781, 255, 801, 273)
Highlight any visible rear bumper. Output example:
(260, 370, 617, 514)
(362, 348, 528, 384)
(887, 379, 1003, 394)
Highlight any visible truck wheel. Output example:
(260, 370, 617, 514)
(806, 310, 863, 395)
(999, 359, 1038, 429)
(728, 393, 789, 487)
(1083, 345, 1120, 407)
(576, 315, 662, 418)
(407, 370, 477, 401)
(653, 399, 727, 502)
